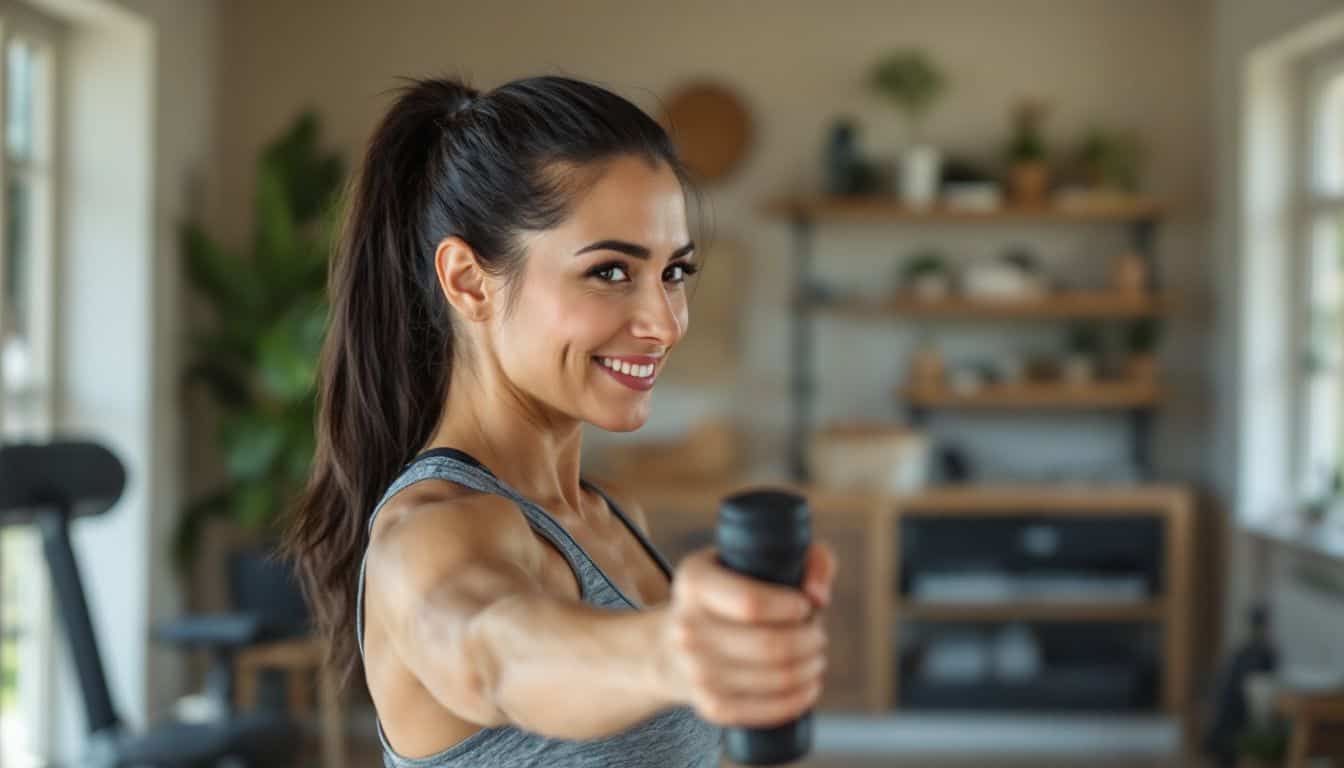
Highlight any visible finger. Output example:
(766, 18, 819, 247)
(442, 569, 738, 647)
(803, 542, 837, 607)
(679, 549, 812, 623)
(699, 650, 827, 697)
(698, 680, 823, 728)
(694, 612, 827, 664)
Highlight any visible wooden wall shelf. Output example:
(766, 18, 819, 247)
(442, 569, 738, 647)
(634, 482, 1195, 736)
(895, 599, 1167, 623)
(806, 293, 1164, 319)
(767, 196, 1162, 223)
(903, 381, 1162, 409)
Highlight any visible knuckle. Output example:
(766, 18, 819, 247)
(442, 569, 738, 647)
(738, 592, 766, 621)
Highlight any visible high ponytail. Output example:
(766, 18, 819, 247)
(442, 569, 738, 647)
(286, 75, 691, 681)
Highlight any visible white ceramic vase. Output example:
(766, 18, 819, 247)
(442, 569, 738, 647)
(901, 144, 942, 209)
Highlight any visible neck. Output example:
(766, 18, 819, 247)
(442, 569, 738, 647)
(424, 352, 587, 516)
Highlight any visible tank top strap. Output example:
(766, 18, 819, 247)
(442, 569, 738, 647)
(580, 479, 674, 580)
(357, 447, 600, 659)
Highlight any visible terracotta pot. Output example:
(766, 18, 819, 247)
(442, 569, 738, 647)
(911, 346, 945, 391)
(1127, 354, 1158, 384)
(1009, 161, 1050, 206)
(1062, 355, 1095, 386)
(1111, 251, 1149, 294)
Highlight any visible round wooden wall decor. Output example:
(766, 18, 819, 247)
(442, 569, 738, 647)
(659, 81, 753, 183)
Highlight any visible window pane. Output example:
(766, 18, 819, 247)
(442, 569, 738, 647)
(1302, 210, 1344, 495)
(0, 32, 55, 768)
(5, 176, 27, 339)
(5, 40, 34, 161)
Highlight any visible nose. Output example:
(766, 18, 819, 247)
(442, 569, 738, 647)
(630, 280, 686, 348)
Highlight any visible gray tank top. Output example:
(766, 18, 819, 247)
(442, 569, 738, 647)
(356, 447, 722, 768)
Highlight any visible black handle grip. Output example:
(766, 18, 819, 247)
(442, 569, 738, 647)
(715, 489, 813, 766)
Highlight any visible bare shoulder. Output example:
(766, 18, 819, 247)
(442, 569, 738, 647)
(367, 480, 538, 596)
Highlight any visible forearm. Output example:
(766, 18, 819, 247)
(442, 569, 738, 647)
(459, 592, 678, 740)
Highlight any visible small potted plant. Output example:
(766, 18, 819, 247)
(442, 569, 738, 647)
(870, 49, 947, 208)
(899, 249, 952, 300)
(1063, 323, 1100, 385)
(1076, 127, 1144, 194)
(1126, 318, 1161, 385)
(1110, 249, 1149, 295)
(1004, 99, 1050, 206)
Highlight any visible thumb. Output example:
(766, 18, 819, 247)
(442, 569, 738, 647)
(802, 542, 836, 608)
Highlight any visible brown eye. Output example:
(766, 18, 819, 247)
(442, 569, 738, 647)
(589, 263, 631, 283)
(664, 262, 699, 284)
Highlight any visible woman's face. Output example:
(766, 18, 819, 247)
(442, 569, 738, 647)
(494, 155, 695, 432)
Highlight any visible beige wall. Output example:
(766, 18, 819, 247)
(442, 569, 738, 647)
(211, 0, 1215, 483)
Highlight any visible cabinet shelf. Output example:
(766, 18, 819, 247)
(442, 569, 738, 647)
(895, 598, 1166, 623)
(902, 381, 1162, 410)
(768, 196, 1162, 223)
(806, 292, 1164, 319)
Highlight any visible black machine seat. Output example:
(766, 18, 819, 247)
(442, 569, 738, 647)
(0, 441, 125, 525)
(0, 440, 298, 767)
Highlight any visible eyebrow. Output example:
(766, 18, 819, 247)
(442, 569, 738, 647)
(574, 239, 695, 261)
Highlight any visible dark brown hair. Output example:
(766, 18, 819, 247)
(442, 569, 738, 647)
(286, 75, 690, 681)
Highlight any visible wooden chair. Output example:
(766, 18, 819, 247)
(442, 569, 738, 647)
(236, 635, 346, 768)
(1278, 689, 1344, 768)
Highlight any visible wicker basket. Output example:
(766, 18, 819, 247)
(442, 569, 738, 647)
(807, 425, 929, 494)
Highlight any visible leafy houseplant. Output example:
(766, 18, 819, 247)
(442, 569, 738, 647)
(870, 50, 947, 142)
(175, 112, 344, 570)
(1005, 99, 1050, 206)
(1076, 128, 1144, 193)
(869, 49, 948, 208)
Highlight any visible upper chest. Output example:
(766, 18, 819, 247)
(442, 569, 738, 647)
(530, 493, 670, 608)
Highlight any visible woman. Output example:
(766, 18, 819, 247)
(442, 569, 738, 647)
(288, 75, 835, 767)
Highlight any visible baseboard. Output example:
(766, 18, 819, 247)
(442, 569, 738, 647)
(813, 713, 1180, 757)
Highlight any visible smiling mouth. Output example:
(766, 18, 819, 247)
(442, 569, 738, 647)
(593, 356, 658, 391)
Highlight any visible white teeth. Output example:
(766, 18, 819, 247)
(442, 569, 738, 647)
(598, 357, 656, 379)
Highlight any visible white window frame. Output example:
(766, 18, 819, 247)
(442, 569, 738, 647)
(0, 0, 63, 763)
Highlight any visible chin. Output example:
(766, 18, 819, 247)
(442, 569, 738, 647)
(588, 404, 651, 433)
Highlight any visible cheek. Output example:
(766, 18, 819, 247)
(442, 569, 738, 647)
(506, 291, 616, 368)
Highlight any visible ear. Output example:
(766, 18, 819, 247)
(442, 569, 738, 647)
(434, 236, 498, 322)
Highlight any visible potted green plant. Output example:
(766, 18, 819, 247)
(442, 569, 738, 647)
(175, 111, 344, 578)
(1125, 318, 1162, 385)
(1005, 99, 1050, 206)
(899, 249, 952, 300)
(869, 49, 947, 208)
(1063, 323, 1100, 385)
(1076, 127, 1144, 194)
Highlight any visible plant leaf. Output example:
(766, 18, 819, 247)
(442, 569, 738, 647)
(257, 298, 327, 402)
(233, 481, 276, 530)
(221, 413, 287, 483)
